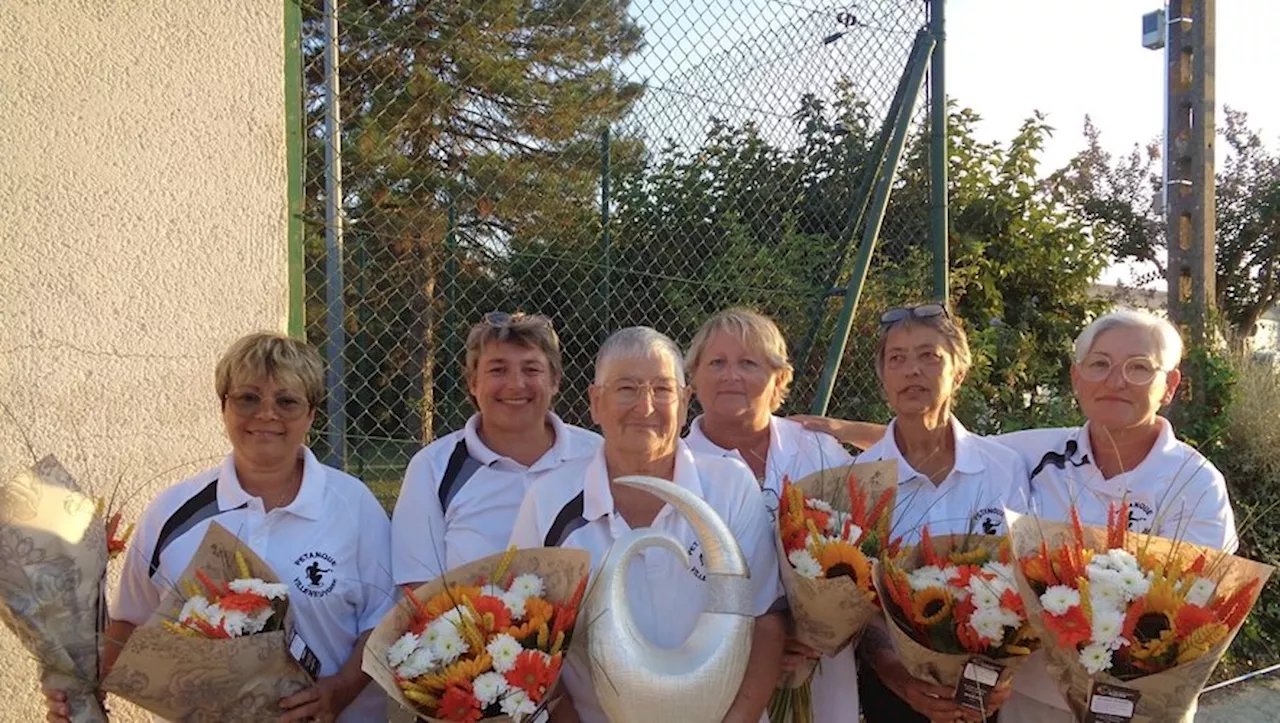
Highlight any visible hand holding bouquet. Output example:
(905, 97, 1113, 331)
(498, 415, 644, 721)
(365, 546, 591, 722)
(875, 528, 1036, 712)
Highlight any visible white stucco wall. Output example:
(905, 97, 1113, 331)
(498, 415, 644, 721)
(0, 1, 287, 719)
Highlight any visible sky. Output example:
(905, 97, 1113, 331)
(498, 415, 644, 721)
(619, 0, 1279, 287)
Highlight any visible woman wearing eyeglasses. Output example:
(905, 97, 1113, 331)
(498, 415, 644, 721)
(853, 304, 1029, 723)
(797, 309, 1238, 723)
(508, 326, 785, 723)
(43, 332, 394, 723)
(681, 307, 860, 722)
(390, 312, 601, 592)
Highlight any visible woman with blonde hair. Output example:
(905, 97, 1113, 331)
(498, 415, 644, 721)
(44, 332, 394, 722)
(682, 307, 858, 722)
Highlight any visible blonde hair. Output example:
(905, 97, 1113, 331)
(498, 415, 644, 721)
(685, 307, 794, 411)
(464, 313, 564, 390)
(215, 332, 325, 408)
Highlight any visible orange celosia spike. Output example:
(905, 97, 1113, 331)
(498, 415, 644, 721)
(194, 570, 222, 601)
(919, 526, 941, 568)
(866, 488, 894, 531)
(1070, 506, 1086, 549)
(848, 474, 867, 524)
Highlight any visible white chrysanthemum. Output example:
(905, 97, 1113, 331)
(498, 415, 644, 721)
(1103, 549, 1140, 571)
(421, 622, 443, 648)
(1040, 585, 1082, 616)
(500, 688, 538, 720)
(487, 633, 523, 673)
(969, 605, 1018, 644)
(510, 573, 545, 599)
(502, 590, 528, 620)
(788, 549, 823, 579)
(1184, 577, 1216, 607)
(396, 644, 437, 679)
(967, 579, 1002, 610)
(1080, 642, 1114, 674)
(245, 606, 275, 635)
(437, 606, 473, 628)
(473, 671, 510, 707)
(481, 583, 506, 598)
(806, 498, 835, 515)
(387, 632, 421, 668)
(227, 577, 289, 600)
(984, 561, 1015, 583)
(1117, 567, 1152, 600)
(178, 595, 211, 623)
(907, 565, 950, 591)
(1091, 608, 1126, 649)
(1089, 580, 1126, 611)
(215, 607, 251, 637)
(431, 625, 469, 664)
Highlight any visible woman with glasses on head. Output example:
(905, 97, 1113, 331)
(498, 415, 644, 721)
(682, 307, 859, 722)
(43, 332, 394, 723)
(796, 309, 1239, 723)
(509, 326, 786, 723)
(391, 312, 601, 591)
(853, 304, 1029, 723)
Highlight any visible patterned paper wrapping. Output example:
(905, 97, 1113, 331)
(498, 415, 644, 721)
(102, 521, 314, 721)
(873, 533, 1031, 688)
(1008, 514, 1275, 723)
(0, 456, 109, 723)
(776, 460, 897, 657)
(364, 547, 591, 723)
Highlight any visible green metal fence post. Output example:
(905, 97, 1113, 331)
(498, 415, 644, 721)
(285, 0, 305, 339)
(810, 29, 936, 416)
(930, 0, 950, 304)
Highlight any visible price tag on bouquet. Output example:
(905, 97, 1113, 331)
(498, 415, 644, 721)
(1085, 682, 1140, 723)
(288, 629, 322, 680)
(953, 656, 1007, 713)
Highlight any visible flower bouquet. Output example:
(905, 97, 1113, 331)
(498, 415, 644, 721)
(1010, 505, 1274, 722)
(875, 528, 1036, 714)
(768, 460, 897, 722)
(0, 456, 133, 723)
(364, 546, 591, 722)
(102, 521, 315, 720)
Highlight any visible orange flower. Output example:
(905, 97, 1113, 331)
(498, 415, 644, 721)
(470, 594, 512, 633)
(1175, 603, 1218, 637)
(438, 682, 482, 722)
(1000, 588, 1025, 618)
(953, 597, 986, 653)
(1213, 578, 1262, 630)
(506, 650, 560, 702)
(217, 591, 270, 615)
(1044, 605, 1091, 649)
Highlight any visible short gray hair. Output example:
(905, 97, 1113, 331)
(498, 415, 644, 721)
(1074, 309, 1183, 370)
(594, 327, 686, 385)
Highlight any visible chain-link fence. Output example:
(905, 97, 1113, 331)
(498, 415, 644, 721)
(299, 0, 941, 484)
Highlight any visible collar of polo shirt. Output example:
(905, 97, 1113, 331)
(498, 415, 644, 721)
(581, 440, 706, 522)
(216, 446, 326, 519)
(880, 415, 985, 484)
(462, 411, 575, 471)
(685, 414, 798, 468)
(1077, 416, 1178, 474)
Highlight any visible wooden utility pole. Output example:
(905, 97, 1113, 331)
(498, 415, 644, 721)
(1165, 0, 1215, 345)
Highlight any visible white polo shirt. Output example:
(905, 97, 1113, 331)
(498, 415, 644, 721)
(997, 418, 1238, 709)
(685, 414, 859, 722)
(391, 412, 601, 585)
(508, 441, 782, 723)
(856, 417, 1031, 545)
(685, 415, 856, 515)
(113, 447, 393, 723)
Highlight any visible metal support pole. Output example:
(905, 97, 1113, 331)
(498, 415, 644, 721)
(929, 0, 950, 304)
(600, 125, 612, 340)
(810, 30, 935, 415)
(322, 0, 347, 468)
(793, 29, 921, 384)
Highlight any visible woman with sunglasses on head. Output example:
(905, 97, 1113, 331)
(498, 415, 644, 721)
(391, 312, 601, 592)
(797, 309, 1238, 723)
(853, 304, 1029, 723)
(682, 307, 860, 722)
(43, 332, 394, 723)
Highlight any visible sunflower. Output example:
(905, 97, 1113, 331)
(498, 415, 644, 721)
(911, 587, 952, 627)
(1130, 628, 1177, 671)
(817, 540, 871, 586)
(1145, 573, 1184, 620)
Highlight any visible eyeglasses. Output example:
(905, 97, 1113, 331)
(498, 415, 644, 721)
(602, 378, 682, 406)
(1076, 353, 1166, 386)
(223, 391, 312, 421)
(482, 311, 553, 330)
(879, 304, 949, 329)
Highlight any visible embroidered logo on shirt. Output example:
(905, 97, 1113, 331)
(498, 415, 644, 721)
(685, 540, 707, 582)
(293, 550, 338, 598)
(971, 507, 1005, 535)
(1031, 439, 1091, 478)
(1126, 501, 1155, 534)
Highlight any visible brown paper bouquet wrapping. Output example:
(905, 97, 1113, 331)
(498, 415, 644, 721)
(103, 521, 314, 721)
